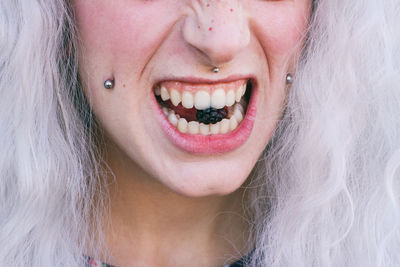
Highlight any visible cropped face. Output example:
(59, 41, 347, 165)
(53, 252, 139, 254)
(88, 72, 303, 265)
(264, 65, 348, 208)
(73, 0, 311, 197)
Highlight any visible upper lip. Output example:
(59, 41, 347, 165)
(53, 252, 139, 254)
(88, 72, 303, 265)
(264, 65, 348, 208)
(153, 74, 256, 87)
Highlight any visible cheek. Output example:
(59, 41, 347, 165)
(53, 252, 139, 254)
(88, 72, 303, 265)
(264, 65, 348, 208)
(73, 1, 173, 69)
(250, 3, 311, 62)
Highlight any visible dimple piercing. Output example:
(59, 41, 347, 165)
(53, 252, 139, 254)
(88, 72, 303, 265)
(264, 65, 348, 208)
(104, 79, 114, 89)
(286, 73, 293, 84)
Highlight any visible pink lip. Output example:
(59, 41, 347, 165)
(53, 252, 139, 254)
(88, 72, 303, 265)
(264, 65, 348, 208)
(153, 74, 254, 85)
(152, 77, 257, 154)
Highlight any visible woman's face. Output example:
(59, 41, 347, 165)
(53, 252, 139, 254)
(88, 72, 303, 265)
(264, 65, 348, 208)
(73, 0, 311, 197)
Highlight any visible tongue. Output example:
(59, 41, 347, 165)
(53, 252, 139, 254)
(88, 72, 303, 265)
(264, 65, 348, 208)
(165, 101, 198, 122)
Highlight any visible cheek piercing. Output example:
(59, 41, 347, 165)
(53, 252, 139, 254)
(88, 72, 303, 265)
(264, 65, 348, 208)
(286, 73, 293, 84)
(104, 79, 115, 89)
(212, 67, 220, 73)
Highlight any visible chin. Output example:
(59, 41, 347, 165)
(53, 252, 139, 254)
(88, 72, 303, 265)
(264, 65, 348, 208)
(152, 156, 254, 198)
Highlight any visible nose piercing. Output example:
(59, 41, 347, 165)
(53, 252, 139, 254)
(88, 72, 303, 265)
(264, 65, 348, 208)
(104, 79, 114, 89)
(286, 73, 293, 84)
(212, 67, 220, 73)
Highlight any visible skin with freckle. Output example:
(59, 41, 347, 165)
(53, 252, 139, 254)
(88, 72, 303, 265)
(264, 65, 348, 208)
(73, 0, 311, 265)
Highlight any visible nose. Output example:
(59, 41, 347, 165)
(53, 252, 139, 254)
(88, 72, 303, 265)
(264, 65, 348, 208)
(182, 0, 250, 66)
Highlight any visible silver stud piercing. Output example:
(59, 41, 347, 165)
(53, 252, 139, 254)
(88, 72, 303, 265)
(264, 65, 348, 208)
(212, 67, 220, 73)
(104, 79, 114, 89)
(286, 73, 293, 84)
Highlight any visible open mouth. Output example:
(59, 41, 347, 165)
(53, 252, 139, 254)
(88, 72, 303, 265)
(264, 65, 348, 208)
(153, 79, 252, 135)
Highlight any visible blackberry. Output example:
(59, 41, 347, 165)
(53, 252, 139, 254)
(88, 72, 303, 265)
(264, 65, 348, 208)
(196, 107, 227, 124)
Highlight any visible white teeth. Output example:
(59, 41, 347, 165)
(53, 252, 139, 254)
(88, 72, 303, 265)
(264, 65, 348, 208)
(220, 119, 230, 134)
(194, 91, 211, 110)
(235, 84, 244, 102)
(158, 81, 249, 113)
(182, 91, 194, 109)
(155, 86, 161, 96)
(199, 123, 210, 135)
(177, 118, 188, 133)
(161, 86, 170, 101)
(168, 111, 178, 126)
(210, 122, 220, 134)
(188, 121, 200, 134)
(233, 108, 243, 123)
(235, 102, 244, 114)
(229, 116, 238, 131)
(158, 83, 248, 135)
(170, 89, 181, 107)
(211, 89, 226, 109)
(226, 90, 235, 107)
(162, 107, 169, 116)
(162, 104, 244, 135)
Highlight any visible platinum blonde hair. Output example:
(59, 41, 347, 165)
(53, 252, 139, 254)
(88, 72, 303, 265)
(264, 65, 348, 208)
(0, 0, 399, 267)
(249, 0, 400, 266)
(0, 0, 105, 265)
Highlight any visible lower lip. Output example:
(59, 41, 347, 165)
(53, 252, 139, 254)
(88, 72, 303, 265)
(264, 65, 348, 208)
(152, 87, 257, 154)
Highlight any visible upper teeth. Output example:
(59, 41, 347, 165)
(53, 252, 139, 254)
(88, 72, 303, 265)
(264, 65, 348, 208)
(156, 82, 247, 110)
(182, 91, 194, 109)
(170, 89, 181, 106)
(210, 89, 225, 109)
(160, 86, 170, 101)
(194, 91, 210, 109)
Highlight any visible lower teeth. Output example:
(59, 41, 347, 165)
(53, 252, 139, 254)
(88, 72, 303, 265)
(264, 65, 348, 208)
(162, 102, 246, 135)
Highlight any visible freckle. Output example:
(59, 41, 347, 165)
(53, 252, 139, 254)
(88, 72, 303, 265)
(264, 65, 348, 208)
(208, 27, 213, 31)
(123, 84, 126, 88)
